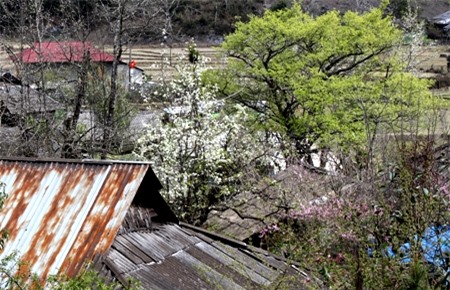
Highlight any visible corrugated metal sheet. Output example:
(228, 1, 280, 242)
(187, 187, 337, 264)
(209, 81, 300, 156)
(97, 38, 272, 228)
(0, 158, 152, 280)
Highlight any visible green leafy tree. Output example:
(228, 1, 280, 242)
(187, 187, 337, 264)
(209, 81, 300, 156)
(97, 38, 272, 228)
(211, 2, 432, 163)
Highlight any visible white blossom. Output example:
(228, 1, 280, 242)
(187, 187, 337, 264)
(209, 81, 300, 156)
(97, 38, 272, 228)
(135, 59, 285, 221)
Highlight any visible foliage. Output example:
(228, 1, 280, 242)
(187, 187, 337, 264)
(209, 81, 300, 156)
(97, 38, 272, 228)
(48, 267, 139, 290)
(0, 183, 8, 252)
(211, 2, 432, 161)
(0, 0, 265, 41)
(270, 0, 292, 11)
(86, 71, 137, 146)
(0, 259, 135, 289)
(136, 57, 285, 224)
(388, 0, 415, 19)
(187, 39, 199, 64)
(260, 134, 450, 288)
(0, 0, 164, 159)
(173, 0, 264, 38)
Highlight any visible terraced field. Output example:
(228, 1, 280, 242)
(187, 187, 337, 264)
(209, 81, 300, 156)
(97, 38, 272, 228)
(0, 44, 226, 81)
(0, 43, 20, 71)
(1, 43, 450, 83)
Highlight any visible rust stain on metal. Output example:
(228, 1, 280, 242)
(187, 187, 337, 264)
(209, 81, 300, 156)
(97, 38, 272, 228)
(3, 163, 43, 241)
(68, 163, 149, 276)
(30, 166, 87, 280)
(63, 164, 148, 276)
(0, 159, 151, 281)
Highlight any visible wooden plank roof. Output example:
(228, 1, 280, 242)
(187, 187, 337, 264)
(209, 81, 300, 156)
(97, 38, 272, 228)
(96, 219, 319, 289)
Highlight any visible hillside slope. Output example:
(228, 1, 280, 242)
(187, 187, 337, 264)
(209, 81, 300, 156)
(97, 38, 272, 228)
(303, 0, 449, 19)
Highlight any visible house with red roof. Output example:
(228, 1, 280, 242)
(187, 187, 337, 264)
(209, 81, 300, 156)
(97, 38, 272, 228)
(17, 41, 114, 64)
(15, 41, 143, 88)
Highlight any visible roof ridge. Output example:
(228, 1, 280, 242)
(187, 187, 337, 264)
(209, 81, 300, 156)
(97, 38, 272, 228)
(0, 156, 152, 165)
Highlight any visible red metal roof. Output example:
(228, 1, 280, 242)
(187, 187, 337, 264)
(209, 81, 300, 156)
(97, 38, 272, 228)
(0, 158, 155, 280)
(17, 41, 115, 63)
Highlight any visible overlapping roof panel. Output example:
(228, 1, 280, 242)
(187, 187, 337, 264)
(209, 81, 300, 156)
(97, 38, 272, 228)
(0, 158, 151, 279)
(97, 222, 319, 289)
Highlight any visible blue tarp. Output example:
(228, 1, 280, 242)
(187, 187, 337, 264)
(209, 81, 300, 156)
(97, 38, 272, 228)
(383, 226, 450, 268)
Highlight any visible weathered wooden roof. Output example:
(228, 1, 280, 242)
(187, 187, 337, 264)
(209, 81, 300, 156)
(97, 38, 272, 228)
(0, 157, 167, 280)
(433, 10, 450, 25)
(95, 217, 317, 289)
(204, 165, 332, 243)
(0, 83, 63, 114)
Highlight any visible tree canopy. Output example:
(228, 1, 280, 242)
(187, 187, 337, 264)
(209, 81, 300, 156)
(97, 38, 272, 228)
(213, 2, 432, 160)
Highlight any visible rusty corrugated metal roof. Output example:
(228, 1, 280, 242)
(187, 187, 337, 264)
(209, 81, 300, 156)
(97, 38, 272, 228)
(0, 158, 155, 280)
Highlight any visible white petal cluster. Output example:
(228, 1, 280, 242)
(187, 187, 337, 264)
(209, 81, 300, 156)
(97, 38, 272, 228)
(136, 62, 285, 215)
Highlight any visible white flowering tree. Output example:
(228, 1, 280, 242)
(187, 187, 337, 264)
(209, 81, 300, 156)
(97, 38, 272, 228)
(136, 59, 285, 224)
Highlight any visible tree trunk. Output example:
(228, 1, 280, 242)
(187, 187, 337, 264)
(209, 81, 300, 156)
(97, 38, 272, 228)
(101, 4, 124, 160)
(62, 48, 90, 158)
